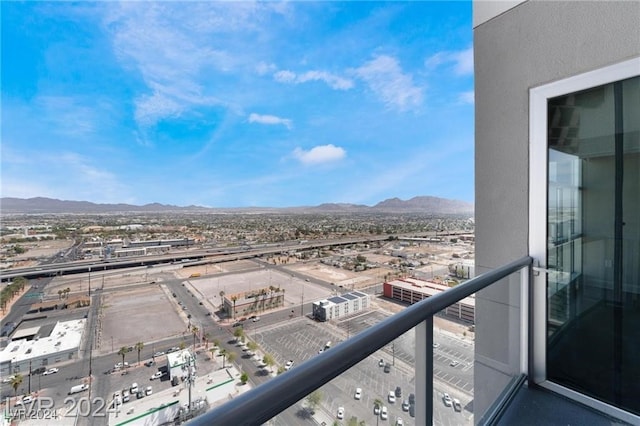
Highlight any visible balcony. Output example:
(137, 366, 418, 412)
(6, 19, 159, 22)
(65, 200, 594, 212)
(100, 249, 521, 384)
(188, 256, 630, 426)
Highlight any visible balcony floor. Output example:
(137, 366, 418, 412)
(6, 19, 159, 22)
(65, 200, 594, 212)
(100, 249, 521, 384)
(496, 384, 633, 425)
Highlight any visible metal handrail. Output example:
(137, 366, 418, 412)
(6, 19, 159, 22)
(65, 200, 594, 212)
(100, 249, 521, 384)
(189, 256, 532, 426)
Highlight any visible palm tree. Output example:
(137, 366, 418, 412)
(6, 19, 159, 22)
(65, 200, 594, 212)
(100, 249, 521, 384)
(230, 295, 238, 319)
(191, 325, 199, 348)
(10, 373, 23, 398)
(220, 349, 227, 368)
(65, 287, 71, 298)
(118, 346, 128, 367)
(219, 290, 225, 309)
(203, 332, 211, 349)
(135, 342, 144, 365)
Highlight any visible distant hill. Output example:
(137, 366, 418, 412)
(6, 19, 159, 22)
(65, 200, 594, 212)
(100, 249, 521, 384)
(0, 196, 473, 215)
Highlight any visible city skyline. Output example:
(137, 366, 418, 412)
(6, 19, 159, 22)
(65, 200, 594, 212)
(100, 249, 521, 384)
(2, 1, 474, 208)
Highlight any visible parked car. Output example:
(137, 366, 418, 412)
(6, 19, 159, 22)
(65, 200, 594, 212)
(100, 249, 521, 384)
(395, 386, 402, 397)
(374, 404, 381, 415)
(145, 386, 153, 396)
(378, 358, 385, 367)
(453, 398, 462, 412)
(450, 360, 459, 367)
(380, 405, 388, 420)
(232, 322, 243, 328)
(17, 395, 34, 405)
(252, 316, 260, 322)
(130, 383, 139, 394)
(388, 390, 396, 403)
(42, 368, 59, 376)
(284, 360, 294, 370)
(402, 399, 410, 411)
(443, 393, 453, 407)
(136, 391, 145, 399)
(337, 406, 344, 420)
(122, 390, 130, 403)
(408, 393, 415, 405)
(153, 351, 165, 357)
(384, 363, 391, 373)
(354, 388, 362, 400)
(396, 417, 404, 426)
(151, 371, 163, 380)
(145, 360, 155, 367)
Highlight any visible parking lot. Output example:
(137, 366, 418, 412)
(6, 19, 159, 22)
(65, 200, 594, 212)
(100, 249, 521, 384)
(251, 312, 473, 425)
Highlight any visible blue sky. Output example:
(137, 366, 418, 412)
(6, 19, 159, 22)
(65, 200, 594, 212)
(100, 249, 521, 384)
(1, 1, 474, 208)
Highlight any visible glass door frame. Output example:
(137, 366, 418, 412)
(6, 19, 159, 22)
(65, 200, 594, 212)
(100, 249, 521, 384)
(528, 56, 640, 424)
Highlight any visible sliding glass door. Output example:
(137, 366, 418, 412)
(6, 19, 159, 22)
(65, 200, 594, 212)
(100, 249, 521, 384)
(546, 76, 639, 414)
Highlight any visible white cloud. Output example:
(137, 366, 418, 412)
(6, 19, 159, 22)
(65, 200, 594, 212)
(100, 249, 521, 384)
(426, 46, 473, 76)
(352, 55, 423, 111)
(248, 113, 292, 129)
(103, 2, 285, 129)
(293, 144, 346, 165)
(273, 69, 354, 90)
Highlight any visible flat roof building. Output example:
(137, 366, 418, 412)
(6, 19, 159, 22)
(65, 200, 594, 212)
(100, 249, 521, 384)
(312, 291, 370, 322)
(0, 319, 86, 377)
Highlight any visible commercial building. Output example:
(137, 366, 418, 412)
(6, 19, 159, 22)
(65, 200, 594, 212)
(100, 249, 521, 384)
(0, 319, 86, 377)
(312, 291, 370, 322)
(222, 287, 285, 319)
(166, 349, 196, 383)
(383, 278, 475, 323)
(474, 1, 639, 422)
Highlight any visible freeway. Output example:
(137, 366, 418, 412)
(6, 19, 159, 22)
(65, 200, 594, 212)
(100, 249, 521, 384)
(0, 236, 393, 281)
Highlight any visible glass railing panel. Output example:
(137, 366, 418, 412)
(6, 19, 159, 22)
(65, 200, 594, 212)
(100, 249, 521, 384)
(431, 297, 475, 425)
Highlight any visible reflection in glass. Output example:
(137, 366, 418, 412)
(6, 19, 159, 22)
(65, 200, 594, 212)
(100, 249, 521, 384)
(546, 76, 639, 414)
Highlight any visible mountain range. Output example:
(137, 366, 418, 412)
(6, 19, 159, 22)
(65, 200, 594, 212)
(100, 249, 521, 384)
(0, 196, 474, 215)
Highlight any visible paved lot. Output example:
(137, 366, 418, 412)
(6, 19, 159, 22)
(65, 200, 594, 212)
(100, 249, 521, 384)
(252, 310, 473, 426)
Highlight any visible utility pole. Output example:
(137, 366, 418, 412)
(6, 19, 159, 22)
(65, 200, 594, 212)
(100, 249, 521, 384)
(88, 267, 91, 296)
(28, 360, 32, 393)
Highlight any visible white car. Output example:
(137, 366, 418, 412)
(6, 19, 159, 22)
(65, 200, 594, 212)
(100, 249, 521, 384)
(388, 390, 396, 403)
(251, 316, 260, 322)
(443, 393, 453, 407)
(337, 406, 344, 419)
(17, 395, 34, 405)
(130, 383, 139, 394)
(374, 404, 381, 415)
(354, 387, 362, 400)
(284, 360, 294, 370)
(42, 368, 59, 376)
(396, 417, 404, 426)
(145, 386, 153, 396)
(380, 405, 388, 420)
(150, 371, 163, 380)
(450, 360, 459, 367)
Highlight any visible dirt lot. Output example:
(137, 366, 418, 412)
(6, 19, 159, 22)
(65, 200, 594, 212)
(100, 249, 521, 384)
(100, 286, 185, 353)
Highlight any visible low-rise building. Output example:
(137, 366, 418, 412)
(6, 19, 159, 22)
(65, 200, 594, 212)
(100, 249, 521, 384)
(312, 291, 370, 322)
(0, 319, 86, 377)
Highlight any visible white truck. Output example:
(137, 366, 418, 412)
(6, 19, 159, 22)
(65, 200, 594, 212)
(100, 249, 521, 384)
(68, 384, 89, 395)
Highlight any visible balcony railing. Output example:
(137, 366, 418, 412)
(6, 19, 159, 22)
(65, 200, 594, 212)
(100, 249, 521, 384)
(189, 256, 533, 426)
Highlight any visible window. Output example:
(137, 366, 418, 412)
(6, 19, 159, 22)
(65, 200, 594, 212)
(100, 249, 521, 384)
(530, 58, 639, 421)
